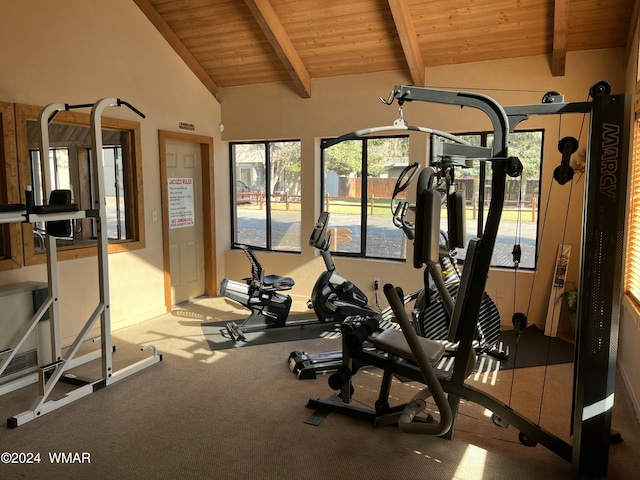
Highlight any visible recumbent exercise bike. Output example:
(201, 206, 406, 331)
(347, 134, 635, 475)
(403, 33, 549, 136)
(221, 220, 381, 343)
(220, 246, 301, 341)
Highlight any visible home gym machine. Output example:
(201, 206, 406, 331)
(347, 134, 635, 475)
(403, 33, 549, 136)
(390, 162, 505, 360)
(0, 99, 162, 428)
(306, 82, 628, 478)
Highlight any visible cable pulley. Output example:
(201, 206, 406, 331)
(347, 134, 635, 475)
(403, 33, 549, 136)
(511, 244, 522, 266)
(553, 136, 578, 185)
(512, 312, 528, 339)
(541, 91, 564, 104)
(505, 156, 523, 177)
(589, 80, 611, 99)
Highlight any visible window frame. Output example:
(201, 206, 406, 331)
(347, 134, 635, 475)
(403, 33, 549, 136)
(624, 103, 640, 314)
(230, 139, 302, 253)
(320, 134, 410, 261)
(15, 103, 145, 266)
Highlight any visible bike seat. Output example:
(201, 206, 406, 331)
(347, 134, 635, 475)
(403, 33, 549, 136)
(373, 328, 445, 365)
(241, 246, 294, 292)
(263, 274, 295, 291)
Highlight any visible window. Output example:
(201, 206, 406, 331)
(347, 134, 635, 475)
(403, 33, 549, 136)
(625, 113, 640, 312)
(321, 136, 410, 260)
(15, 103, 145, 265)
(231, 141, 301, 252)
(452, 129, 544, 269)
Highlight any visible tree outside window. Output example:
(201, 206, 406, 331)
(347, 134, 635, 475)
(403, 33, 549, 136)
(322, 136, 410, 260)
(320, 130, 543, 267)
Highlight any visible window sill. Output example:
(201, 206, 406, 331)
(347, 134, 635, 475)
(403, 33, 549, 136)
(24, 239, 145, 266)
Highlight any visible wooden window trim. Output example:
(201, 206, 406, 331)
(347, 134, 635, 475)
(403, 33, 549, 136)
(0, 101, 22, 270)
(15, 103, 145, 266)
(636, 42, 640, 95)
(624, 99, 640, 322)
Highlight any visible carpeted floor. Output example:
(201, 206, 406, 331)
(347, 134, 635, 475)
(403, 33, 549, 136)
(496, 325, 575, 369)
(0, 296, 638, 479)
(201, 318, 342, 350)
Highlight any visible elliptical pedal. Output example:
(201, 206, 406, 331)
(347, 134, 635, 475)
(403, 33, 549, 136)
(486, 341, 509, 360)
(288, 350, 341, 370)
(288, 350, 344, 380)
(225, 322, 246, 342)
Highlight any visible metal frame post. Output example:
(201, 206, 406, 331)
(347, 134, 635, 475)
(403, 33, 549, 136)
(571, 94, 629, 476)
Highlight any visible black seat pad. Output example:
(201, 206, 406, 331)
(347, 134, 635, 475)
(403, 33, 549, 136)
(263, 274, 294, 290)
(373, 328, 445, 365)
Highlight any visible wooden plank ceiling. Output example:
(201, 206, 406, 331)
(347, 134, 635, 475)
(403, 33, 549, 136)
(133, 0, 638, 100)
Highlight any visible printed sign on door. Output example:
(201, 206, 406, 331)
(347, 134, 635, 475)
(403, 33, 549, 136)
(168, 178, 195, 229)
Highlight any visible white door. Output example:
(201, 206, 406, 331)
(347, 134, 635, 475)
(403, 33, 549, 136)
(166, 140, 204, 305)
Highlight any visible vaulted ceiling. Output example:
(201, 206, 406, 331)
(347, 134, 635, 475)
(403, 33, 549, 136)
(133, 0, 638, 100)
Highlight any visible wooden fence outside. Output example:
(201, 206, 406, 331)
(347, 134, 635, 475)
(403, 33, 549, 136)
(237, 191, 301, 210)
(324, 193, 538, 221)
(238, 190, 538, 223)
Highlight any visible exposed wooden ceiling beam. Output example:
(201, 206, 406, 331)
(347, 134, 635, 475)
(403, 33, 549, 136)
(388, 0, 425, 86)
(132, 0, 220, 100)
(551, 0, 569, 76)
(243, 0, 311, 98)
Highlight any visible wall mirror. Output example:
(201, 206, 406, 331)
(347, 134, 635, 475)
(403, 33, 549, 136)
(15, 103, 145, 265)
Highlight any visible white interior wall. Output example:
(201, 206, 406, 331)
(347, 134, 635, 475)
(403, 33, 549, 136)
(0, 0, 222, 342)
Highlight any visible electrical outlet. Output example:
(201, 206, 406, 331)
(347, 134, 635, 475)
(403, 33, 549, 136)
(373, 278, 380, 291)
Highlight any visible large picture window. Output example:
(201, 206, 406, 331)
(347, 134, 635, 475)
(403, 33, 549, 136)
(231, 140, 301, 252)
(321, 136, 410, 260)
(320, 131, 543, 267)
(15, 103, 145, 265)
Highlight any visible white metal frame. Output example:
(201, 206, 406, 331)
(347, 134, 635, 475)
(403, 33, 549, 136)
(0, 98, 162, 428)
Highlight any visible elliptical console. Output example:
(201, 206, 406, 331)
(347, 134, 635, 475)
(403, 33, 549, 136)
(308, 212, 370, 323)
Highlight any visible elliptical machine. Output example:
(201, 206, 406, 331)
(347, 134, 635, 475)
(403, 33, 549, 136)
(288, 212, 383, 378)
(306, 162, 424, 326)
(307, 211, 371, 324)
(289, 166, 424, 379)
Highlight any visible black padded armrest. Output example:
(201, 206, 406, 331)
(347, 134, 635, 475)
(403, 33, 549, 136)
(33, 203, 79, 214)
